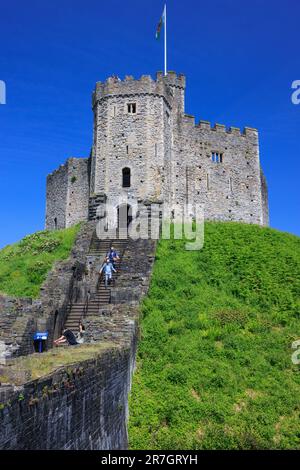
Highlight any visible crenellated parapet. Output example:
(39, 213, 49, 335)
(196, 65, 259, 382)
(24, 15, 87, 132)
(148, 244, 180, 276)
(194, 120, 258, 139)
(92, 71, 186, 108)
(156, 71, 186, 89)
(178, 115, 259, 143)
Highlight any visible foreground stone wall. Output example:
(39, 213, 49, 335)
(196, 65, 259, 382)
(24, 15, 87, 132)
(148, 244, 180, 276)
(0, 231, 157, 449)
(0, 297, 35, 359)
(0, 347, 131, 450)
(0, 222, 95, 363)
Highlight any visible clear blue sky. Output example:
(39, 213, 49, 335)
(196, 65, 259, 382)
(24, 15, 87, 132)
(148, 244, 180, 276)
(0, 0, 299, 248)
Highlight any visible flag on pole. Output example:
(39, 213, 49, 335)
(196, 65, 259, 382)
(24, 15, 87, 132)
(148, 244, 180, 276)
(156, 5, 167, 76)
(155, 7, 165, 40)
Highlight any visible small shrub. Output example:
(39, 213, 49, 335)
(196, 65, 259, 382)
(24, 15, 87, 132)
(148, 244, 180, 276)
(213, 309, 250, 326)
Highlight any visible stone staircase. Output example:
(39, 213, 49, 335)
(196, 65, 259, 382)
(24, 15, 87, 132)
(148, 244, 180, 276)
(63, 234, 128, 331)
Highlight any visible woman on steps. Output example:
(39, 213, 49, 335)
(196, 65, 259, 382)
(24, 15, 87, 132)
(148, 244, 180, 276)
(100, 258, 117, 289)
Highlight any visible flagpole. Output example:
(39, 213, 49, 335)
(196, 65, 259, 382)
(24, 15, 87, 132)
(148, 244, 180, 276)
(164, 4, 167, 76)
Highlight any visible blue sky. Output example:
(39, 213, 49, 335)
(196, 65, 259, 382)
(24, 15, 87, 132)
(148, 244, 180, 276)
(0, 0, 299, 247)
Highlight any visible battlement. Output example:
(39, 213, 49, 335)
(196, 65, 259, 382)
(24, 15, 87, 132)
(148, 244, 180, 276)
(195, 120, 258, 138)
(179, 115, 259, 140)
(156, 71, 186, 89)
(47, 157, 89, 178)
(47, 161, 68, 179)
(92, 71, 185, 106)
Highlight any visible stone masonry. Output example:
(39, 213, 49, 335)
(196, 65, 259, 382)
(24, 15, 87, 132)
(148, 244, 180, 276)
(0, 222, 95, 363)
(0, 348, 132, 449)
(0, 229, 157, 450)
(45, 71, 269, 230)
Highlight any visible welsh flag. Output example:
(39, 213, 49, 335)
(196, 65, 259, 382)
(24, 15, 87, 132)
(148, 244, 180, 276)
(155, 6, 166, 40)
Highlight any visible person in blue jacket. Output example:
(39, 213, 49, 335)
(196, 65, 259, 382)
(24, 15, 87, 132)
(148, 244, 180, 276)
(100, 258, 116, 288)
(106, 246, 120, 268)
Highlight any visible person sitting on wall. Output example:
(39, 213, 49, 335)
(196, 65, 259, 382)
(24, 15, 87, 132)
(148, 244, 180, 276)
(53, 329, 78, 346)
(106, 246, 120, 269)
(76, 320, 85, 344)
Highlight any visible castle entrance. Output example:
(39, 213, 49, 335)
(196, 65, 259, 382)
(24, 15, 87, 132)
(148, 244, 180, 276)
(117, 204, 133, 232)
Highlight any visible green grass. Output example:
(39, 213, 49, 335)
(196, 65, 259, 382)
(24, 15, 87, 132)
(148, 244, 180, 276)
(0, 225, 80, 298)
(129, 222, 300, 449)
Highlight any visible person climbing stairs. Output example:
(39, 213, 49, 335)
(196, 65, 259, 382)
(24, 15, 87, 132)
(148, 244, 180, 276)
(63, 234, 127, 331)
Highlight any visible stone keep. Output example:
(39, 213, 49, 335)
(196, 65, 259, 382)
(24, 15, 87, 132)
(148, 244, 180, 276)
(45, 72, 269, 229)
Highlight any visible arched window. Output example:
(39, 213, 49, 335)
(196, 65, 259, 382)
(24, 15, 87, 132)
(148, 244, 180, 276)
(54, 217, 58, 230)
(122, 167, 131, 188)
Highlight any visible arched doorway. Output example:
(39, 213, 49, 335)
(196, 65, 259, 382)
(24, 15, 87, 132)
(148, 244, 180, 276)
(117, 204, 132, 232)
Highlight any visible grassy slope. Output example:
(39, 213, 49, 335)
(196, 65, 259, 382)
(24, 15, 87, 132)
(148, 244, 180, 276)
(0, 225, 80, 298)
(129, 222, 300, 450)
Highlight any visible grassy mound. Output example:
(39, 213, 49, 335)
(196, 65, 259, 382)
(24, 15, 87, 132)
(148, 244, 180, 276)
(129, 222, 300, 449)
(0, 225, 80, 298)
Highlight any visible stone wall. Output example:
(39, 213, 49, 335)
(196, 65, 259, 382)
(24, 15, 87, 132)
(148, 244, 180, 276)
(0, 297, 34, 360)
(260, 168, 269, 226)
(0, 346, 132, 450)
(38, 221, 95, 347)
(0, 231, 157, 450)
(0, 222, 96, 363)
(91, 78, 171, 206)
(45, 163, 68, 230)
(66, 158, 90, 227)
(46, 158, 90, 230)
(172, 120, 265, 225)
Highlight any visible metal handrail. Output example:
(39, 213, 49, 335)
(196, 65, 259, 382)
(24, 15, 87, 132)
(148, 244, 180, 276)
(82, 290, 90, 320)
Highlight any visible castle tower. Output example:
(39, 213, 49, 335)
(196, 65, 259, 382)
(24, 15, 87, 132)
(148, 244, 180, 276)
(45, 71, 269, 231)
(89, 72, 185, 208)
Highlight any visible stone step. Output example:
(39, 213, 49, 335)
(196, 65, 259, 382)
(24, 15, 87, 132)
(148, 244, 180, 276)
(68, 302, 110, 308)
(63, 233, 128, 327)
(68, 307, 103, 313)
(91, 238, 127, 244)
(90, 239, 127, 244)
(67, 304, 85, 309)
(89, 247, 126, 251)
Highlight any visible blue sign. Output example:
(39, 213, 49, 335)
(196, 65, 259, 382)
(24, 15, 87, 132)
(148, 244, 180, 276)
(33, 331, 49, 352)
(33, 331, 49, 341)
